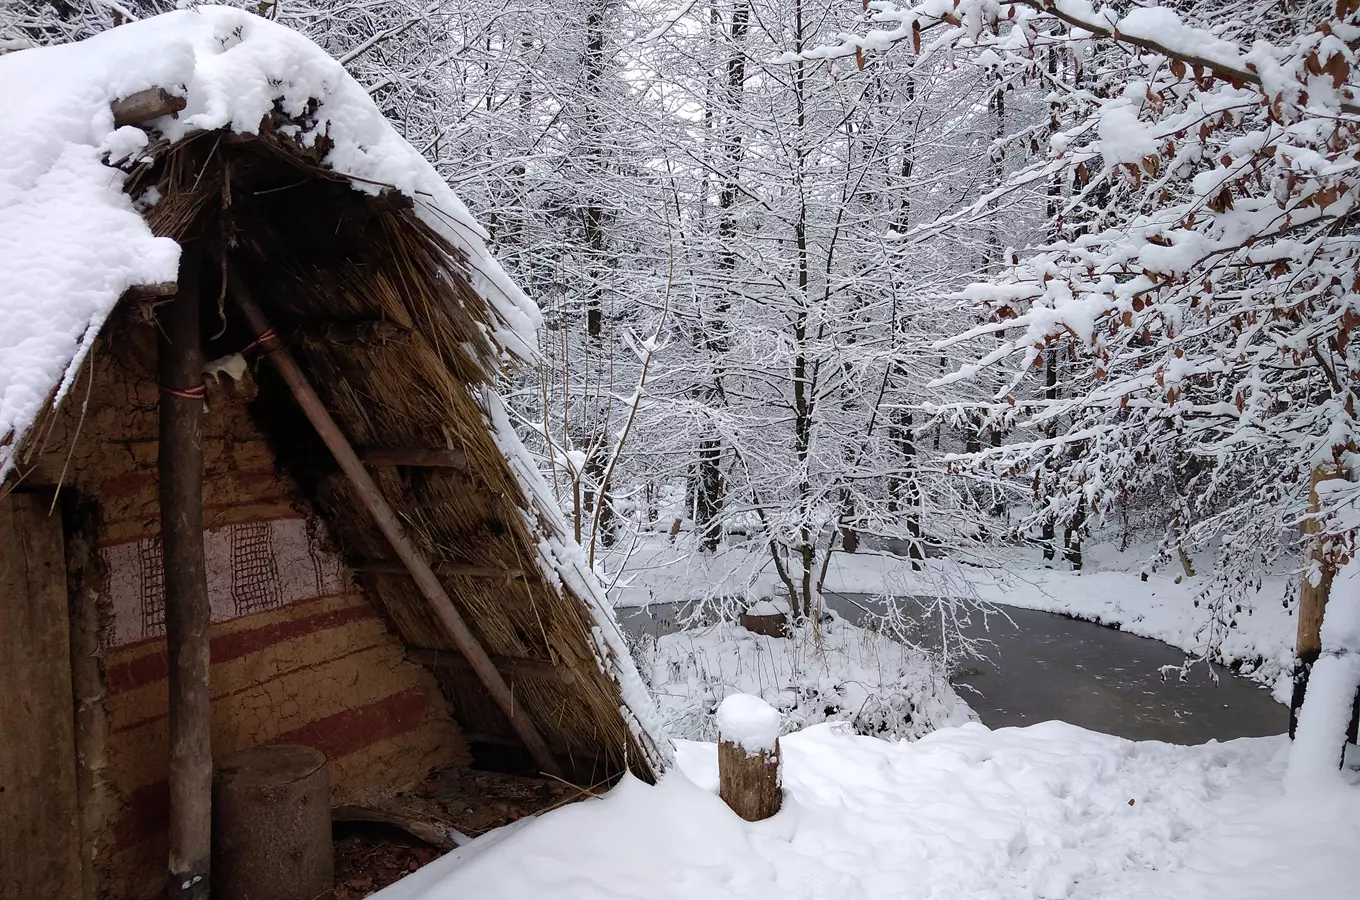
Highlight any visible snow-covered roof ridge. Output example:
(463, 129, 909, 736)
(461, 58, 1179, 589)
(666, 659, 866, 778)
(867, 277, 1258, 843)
(0, 5, 541, 480)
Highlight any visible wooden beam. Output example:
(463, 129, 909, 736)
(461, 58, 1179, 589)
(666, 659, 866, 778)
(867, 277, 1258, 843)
(360, 446, 468, 469)
(121, 281, 179, 303)
(354, 558, 522, 581)
(292, 320, 412, 349)
(353, 559, 533, 614)
(227, 271, 565, 779)
(407, 647, 573, 684)
(111, 87, 186, 129)
(158, 247, 211, 900)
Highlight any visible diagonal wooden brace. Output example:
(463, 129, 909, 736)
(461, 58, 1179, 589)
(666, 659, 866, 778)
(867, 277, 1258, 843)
(226, 271, 564, 779)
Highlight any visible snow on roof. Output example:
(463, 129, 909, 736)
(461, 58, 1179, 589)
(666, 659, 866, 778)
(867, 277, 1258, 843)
(0, 6, 542, 480)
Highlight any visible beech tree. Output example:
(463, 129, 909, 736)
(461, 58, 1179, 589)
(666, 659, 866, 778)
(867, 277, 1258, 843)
(808, 0, 1360, 753)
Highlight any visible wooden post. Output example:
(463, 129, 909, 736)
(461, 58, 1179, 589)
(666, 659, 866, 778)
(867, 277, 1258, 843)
(1291, 462, 1348, 737)
(226, 271, 565, 780)
(716, 694, 782, 822)
(63, 492, 118, 900)
(0, 491, 83, 900)
(159, 247, 212, 899)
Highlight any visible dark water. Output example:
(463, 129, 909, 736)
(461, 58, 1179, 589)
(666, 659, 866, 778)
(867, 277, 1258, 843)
(615, 593, 1288, 744)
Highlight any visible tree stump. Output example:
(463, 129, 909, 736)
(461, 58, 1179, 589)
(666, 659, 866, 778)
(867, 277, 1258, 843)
(212, 745, 332, 900)
(716, 694, 782, 821)
(740, 599, 789, 638)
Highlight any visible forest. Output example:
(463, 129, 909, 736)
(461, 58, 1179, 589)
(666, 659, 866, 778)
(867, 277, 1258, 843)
(9, 0, 1355, 616)
(2, 1, 1359, 898)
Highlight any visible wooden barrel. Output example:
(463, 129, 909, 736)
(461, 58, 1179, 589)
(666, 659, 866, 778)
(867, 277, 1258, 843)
(212, 744, 331, 900)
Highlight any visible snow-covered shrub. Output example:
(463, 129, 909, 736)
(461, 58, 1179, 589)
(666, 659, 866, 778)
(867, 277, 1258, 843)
(631, 611, 975, 741)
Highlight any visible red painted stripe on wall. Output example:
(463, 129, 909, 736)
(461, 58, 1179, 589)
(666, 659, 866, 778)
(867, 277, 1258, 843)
(105, 600, 371, 694)
(111, 638, 395, 735)
(273, 684, 431, 760)
(112, 686, 434, 847)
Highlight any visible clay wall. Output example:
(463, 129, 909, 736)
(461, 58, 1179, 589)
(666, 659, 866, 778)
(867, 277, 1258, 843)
(20, 327, 467, 898)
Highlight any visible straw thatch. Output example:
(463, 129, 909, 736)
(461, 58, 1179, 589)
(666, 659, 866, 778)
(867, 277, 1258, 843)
(25, 111, 665, 784)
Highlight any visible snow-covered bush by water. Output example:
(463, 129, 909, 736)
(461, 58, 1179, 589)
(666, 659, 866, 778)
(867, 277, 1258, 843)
(633, 612, 975, 742)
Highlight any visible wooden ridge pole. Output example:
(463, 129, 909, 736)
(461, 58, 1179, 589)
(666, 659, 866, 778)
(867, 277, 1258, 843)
(159, 246, 212, 900)
(226, 272, 565, 779)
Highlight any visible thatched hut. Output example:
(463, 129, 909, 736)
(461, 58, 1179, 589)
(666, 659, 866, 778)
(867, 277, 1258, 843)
(0, 8, 669, 898)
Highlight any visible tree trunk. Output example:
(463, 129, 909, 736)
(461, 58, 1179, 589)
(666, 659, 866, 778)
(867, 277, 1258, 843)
(695, 438, 724, 551)
(1064, 496, 1085, 571)
(158, 247, 212, 900)
(693, 0, 749, 554)
(1291, 463, 1348, 736)
(584, 452, 615, 548)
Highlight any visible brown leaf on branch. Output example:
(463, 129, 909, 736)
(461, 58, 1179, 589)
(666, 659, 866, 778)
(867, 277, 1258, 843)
(1323, 53, 1350, 90)
(1207, 186, 1233, 212)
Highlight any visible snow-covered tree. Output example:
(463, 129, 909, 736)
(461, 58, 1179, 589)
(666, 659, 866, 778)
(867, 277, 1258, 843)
(808, 0, 1360, 754)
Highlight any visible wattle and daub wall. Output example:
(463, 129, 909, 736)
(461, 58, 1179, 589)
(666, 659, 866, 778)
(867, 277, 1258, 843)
(13, 307, 467, 898)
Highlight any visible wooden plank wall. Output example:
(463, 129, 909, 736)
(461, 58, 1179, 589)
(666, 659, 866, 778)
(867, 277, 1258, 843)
(0, 492, 82, 900)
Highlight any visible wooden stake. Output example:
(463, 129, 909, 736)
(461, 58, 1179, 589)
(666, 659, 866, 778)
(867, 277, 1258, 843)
(227, 273, 565, 779)
(1291, 462, 1348, 737)
(159, 247, 211, 899)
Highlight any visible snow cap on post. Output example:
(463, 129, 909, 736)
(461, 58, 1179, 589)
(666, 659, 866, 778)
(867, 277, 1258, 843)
(717, 693, 781, 756)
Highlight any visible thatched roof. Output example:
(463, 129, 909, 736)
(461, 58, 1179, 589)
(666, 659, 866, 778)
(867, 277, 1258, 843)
(0, 8, 671, 782)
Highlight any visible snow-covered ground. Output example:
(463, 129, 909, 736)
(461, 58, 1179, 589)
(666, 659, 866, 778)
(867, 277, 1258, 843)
(634, 615, 975, 741)
(608, 535, 1299, 700)
(376, 720, 1360, 900)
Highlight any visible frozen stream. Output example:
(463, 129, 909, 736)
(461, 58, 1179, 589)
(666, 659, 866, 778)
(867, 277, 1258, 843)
(614, 593, 1287, 744)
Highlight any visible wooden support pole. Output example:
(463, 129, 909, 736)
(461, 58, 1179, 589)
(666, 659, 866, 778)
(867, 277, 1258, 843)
(62, 493, 118, 900)
(227, 273, 564, 779)
(360, 446, 468, 469)
(158, 247, 211, 899)
(1292, 462, 1349, 737)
